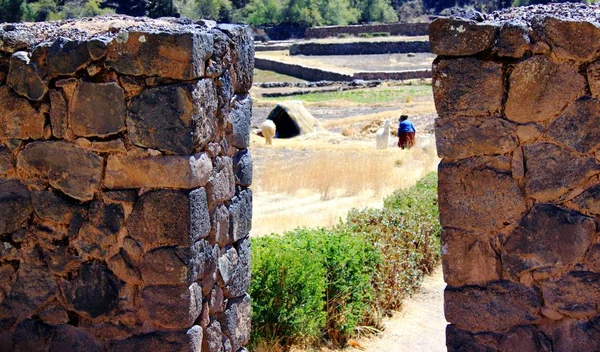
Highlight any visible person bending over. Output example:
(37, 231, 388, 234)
(397, 115, 416, 149)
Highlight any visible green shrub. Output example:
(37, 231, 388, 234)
(372, 32, 390, 37)
(358, 32, 372, 38)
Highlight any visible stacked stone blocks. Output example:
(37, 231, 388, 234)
(431, 5, 600, 351)
(0, 16, 253, 351)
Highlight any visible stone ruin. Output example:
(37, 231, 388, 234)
(431, 3, 600, 351)
(0, 16, 253, 351)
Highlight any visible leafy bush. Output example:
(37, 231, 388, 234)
(372, 31, 390, 37)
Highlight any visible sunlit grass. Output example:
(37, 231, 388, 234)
(253, 68, 306, 83)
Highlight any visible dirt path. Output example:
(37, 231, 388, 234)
(351, 266, 447, 352)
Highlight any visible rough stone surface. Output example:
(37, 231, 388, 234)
(442, 229, 499, 287)
(542, 271, 600, 318)
(218, 238, 250, 298)
(17, 141, 103, 202)
(494, 21, 530, 58)
(190, 187, 211, 242)
(49, 90, 68, 139)
(230, 95, 252, 149)
(104, 153, 213, 189)
(30, 189, 85, 225)
(498, 326, 552, 352)
(71, 200, 124, 260)
(217, 25, 255, 94)
(141, 283, 202, 330)
(108, 328, 203, 352)
(550, 316, 600, 352)
(229, 188, 252, 242)
(219, 294, 251, 351)
(1, 262, 58, 319)
(445, 281, 541, 332)
(548, 96, 600, 154)
(0, 178, 32, 235)
(233, 149, 252, 187)
(0, 148, 13, 177)
(0, 86, 45, 140)
(141, 247, 190, 285)
(502, 204, 596, 277)
(538, 16, 600, 61)
(432, 58, 503, 119)
(438, 162, 526, 232)
(213, 204, 232, 247)
(7, 51, 47, 101)
(208, 157, 236, 203)
(106, 31, 214, 80)
(71, 81, 126, 138)
(61, 263, 120, 319)
(47, 38, 90, 77)
(189, 240, 219, 286)
(429, 18, 497, 56)
(446, 325, 497, 352)
(524, 143, 599, 202)
(505, 56, 585, 124)
(587, 60, 600, 98)
(435, 117, 518, 160)
(49, 324, 103, 352)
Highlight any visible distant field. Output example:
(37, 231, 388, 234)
(253, 69, 306, 83)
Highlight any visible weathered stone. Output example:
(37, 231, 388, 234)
(109, 249, 142, 285)
(190, 188, 210, 242)
(444, 281, 541, 332)
(218, 238, 250, 298)
(207, 30, 233, 78)
(585, 244, 600, 272)
(38, 305, 69, 325)
(47, 37, 90, 78)
(502, 204, 596, 277)
(506, 56, 585, 124)
(71, 200, 124, 260)
(446, 325, 497, 352)
(128, 82, 216, 154)
(538, 17, 600, 61)
(0, 264, 14, 304)
(574, 185, 600, 216)
(438, 162, 526, 232)
(219, 294, 251, 351)
(548, 97, 600, 153)
(233, 149, 252, 187)
(550, 316, 600, 352)
(0, 86, 45, 140)
(41, 244, 82, 275)
(123, 237, 143, 259)
(210, 285, 225, 314)
(208, 157, 235, 203)
(49, 90, 68, 139)
(524, 143, 599, 202)
(498, 326, 552, 352)
(0, 178, 32, 234)
(194, 79, 218, 149)
(0, 147, 13, 177)
(71, 81, 126, 138)
(229, 188, 252, 242)
(17, 141, 103, 201)
(49, 324, 103, 352)
(7, 51, 47, 101)
(204, 321, 225, 352)
(432, 58, 503, 119)
(118, 75, 144, 98)
(141, 247, 189, 285)
(106, 31, 213, 80)
(511, 147, 524, 181)
(104, 152, 213, 189)
(87, 36, 111, 60)
(1, 262, 57, 319)
(108, 328, 203, 352)
(141, 283, 202, 330)
(31, 189, 85, 225)
(230, 95, 252, 149)
(587, 60, 600, 99)
(213, 204, 232, 247)
(76, 138, 127, 154)
(429, 18, 498, 56)
(442, 229, 499, 287)
(62, 262, 120, 318)
(542, 271, 600, 319)
(516, 124, 543, 143)
(217, 25, 254, 93)
(435, 117, 518, 160)
(494, 21, 530, 58)
(189, 240, 218, 285)
(127, 190, 191, 249)
(13, 319, 53, 352)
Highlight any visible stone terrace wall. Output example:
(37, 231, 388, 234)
(305, 23, 429, 39)
(431, 4, 600, 351)
(289, 40, 430, 56)
(0, 16, 253, 351)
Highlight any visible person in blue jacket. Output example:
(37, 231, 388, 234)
(397, 115, 416, 149)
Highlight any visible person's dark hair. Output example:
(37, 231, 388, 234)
(399, 115, 408, 121)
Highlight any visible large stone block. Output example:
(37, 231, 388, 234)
(30, 189, 86, 226)
(127, 82, 216, 154)
(104, 153, 212, 190)
(442, 229, 499, 287)
(49, 89, 68, 139)
(219, 294, 251, 351)
(432, 58, 503, 119)
(216, 25, 255, 94)
(446, 325, 497, 352)
(542, 271, 600, 319)
(7, 51, 47, 101)
(550, 316, 600, 352)
(189, 240, 218, 286)
(217, 238, 250, 298)
(429, 18, 497, 56)
(585, 244, 600, 272)
(106, 31, 213, 80)
(0, 86, 45, 140)
(444, 281, 541, 332)
(190, 188, 210, 242)
(0, 178, 32, 235)
(1, 262, 57, 320)
(47, 38, 90, 78)
(230, 95, 252, 149)
(435, 117, 518, 160)
(502, 204, 596, 277)
(71, 81, 126, 138)
(126, 190, 191, 250)
(438, 162, 526, 232)
(524, 143, 599, 202)
(494, 21, 530, 58)
(48, 324, 103, 352)
(141, 247, 190, 286)
(204, 321, 225, 352)
(0, 147, 13, 177)
(547, 96, 600, 154)
(497, 326, 552, 352)
(208, 157, 235, 203)
(573, 184, 600, 215)
(538, 17, 600, 61)
(108, 327, 203, 352)
(17, 141, 103, 202)
(141, 283, 202, 330)
(12, 319, 53, 352)
(71, 200, 124, 260)
(229, 188, 252, 242)
(506, 56, 585, 124)
(193, 79, 218, 149)
(213, 204, 232, 247)
(587, 60, 600, 98)
(233, 149, 252, 187)
(61, 262, 121, 319)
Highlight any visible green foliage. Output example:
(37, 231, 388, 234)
(251, 173, 441, 349)
(0, 0, 25, 22)
(146, 0, 176, 17)
(250, 227, 379, 347)
(246, 0, 282, 25)
(372, 31, 390, 36)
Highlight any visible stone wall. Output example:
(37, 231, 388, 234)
(431, 4, 600, 351)
(0, 16, 253, 351)
(289, 40, 430, 56)
(305, 23, 429, 39)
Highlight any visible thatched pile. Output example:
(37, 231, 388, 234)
(266, 101, 322, 138)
